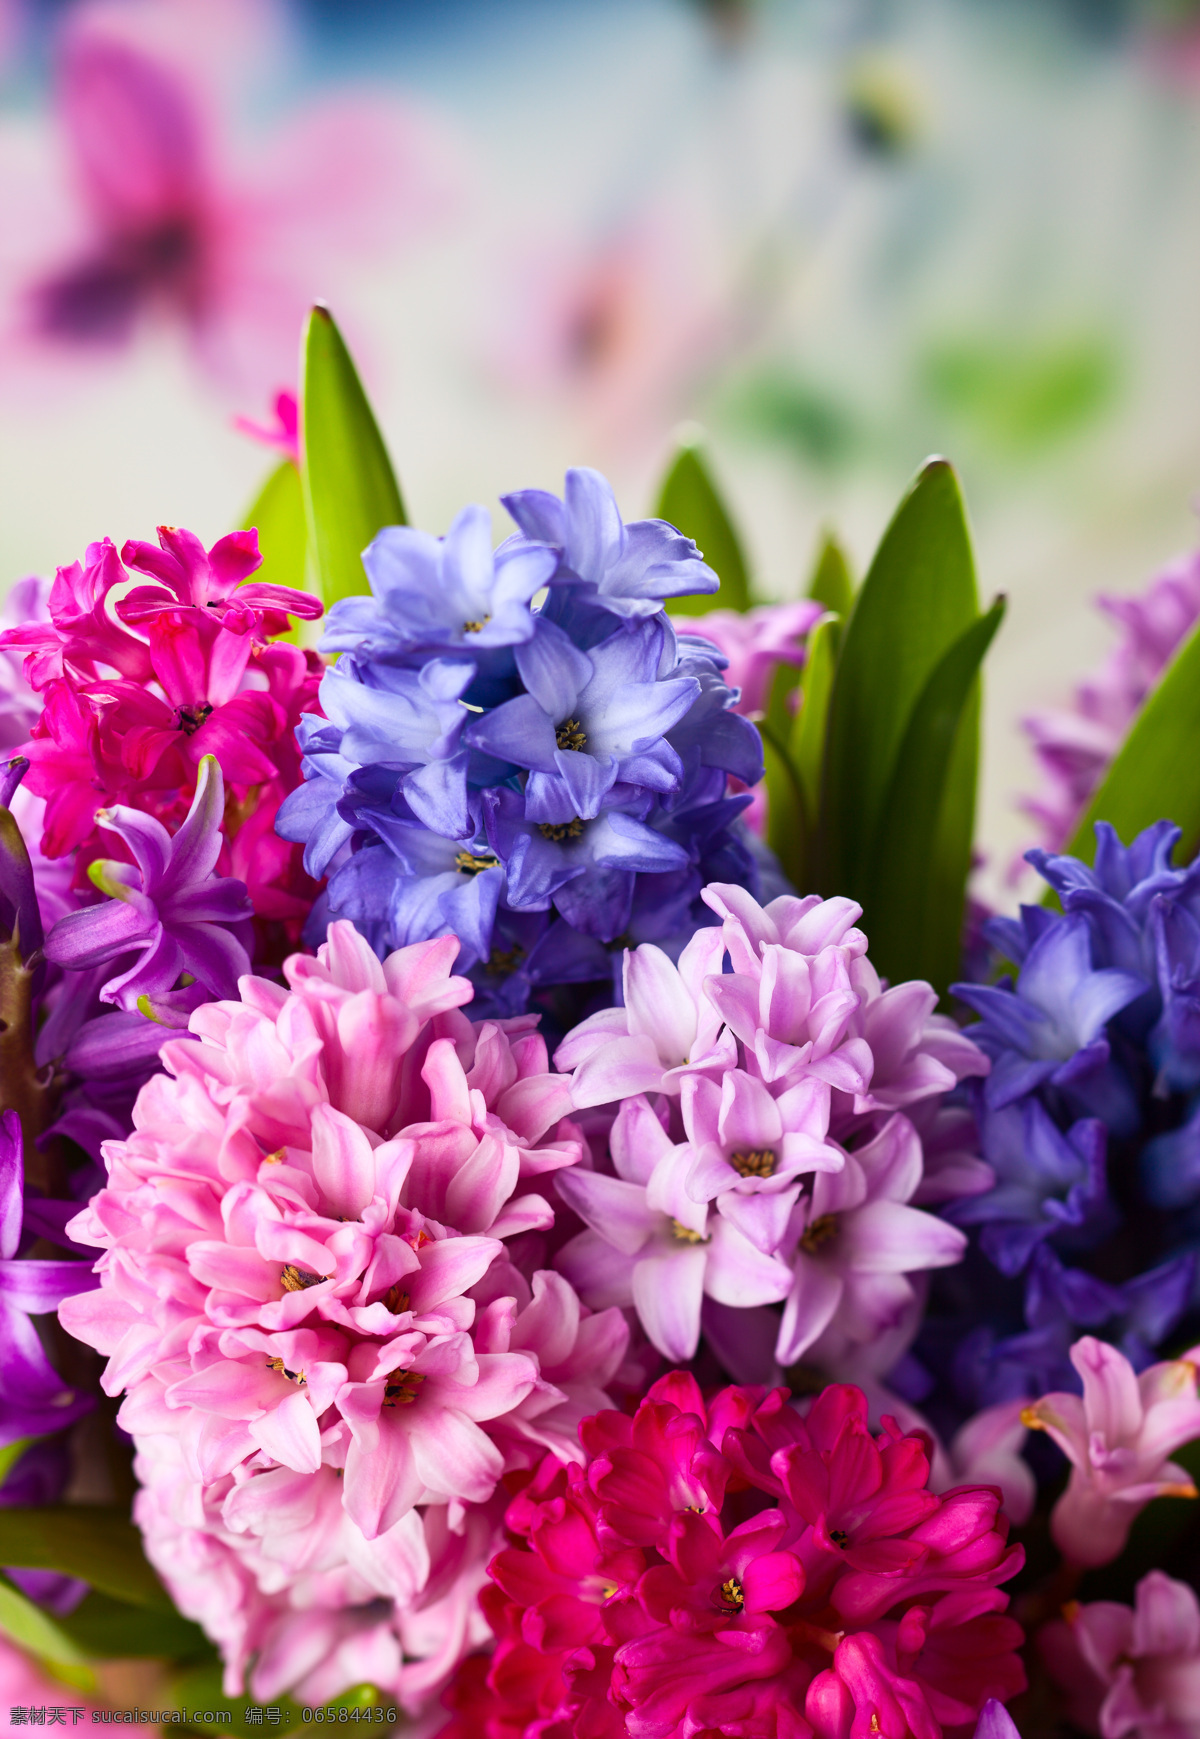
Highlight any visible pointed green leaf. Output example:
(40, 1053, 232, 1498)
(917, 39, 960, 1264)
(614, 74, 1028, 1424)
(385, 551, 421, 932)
(1066, 611, 1200, 867)
(300, 304, 406, 610)
(816, 458, 978, 901)
(56, 1592, 211, 1662)
(654, 435, 751, 613)
(0, 1507, 172, 1610)
(0, 1571, 95, 1690)
(806, 531, 854, 617)
(242, 459, 307, 597)
(862, 597, 1005, 992)
(790, 613, 841, 832)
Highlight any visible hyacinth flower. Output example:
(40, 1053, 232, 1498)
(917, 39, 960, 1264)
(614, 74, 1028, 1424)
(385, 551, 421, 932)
(0, 522, 323, 923)
(15, 6, 449, 394)
(1021, 545, 1200, 855)
(59, 918, 629, 1708)
(1041, 1570, 1200, 1739)
(555, 1093, 793, 1362)
(0, 1111, 97, 1447)
(1022, 1335, 1200, 1568)
(44, 753, 253, 1021)
(441, 1373, 1025, 1739)
(278, 468, 762, 1000)
(681, 599, 825, 719)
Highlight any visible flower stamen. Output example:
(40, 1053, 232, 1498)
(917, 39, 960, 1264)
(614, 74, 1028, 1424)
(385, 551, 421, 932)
(454, 851, 499, 877)
(383, 1372, 426, 1407)
(538, 818, 585, 843)
(280, 1264, 323, 1292)
(801, 1212, 839, 1254)
(730, 1148, 776, 1179)
(555, 717, 587, 752)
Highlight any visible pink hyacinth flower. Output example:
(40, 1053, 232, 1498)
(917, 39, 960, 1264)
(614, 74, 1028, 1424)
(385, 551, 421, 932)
(1024, 1336, 1200, 1569)
(552, 924, 732, 1108)
(555, 1093, 792, 1363)
(777, 1111, 968, 1371)
(1042, 1571, 1200, 1739)
(681, 600, 824, 719)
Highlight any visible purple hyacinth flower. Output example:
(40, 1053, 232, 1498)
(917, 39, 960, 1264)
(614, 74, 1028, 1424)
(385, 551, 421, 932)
(952, 914, 1145, 1109)
(972, 1699, 1020, 1739)
(325, 502, 557, 658)
(465, 616, 699, 822)
(44, 753, 252, 1015)
(502, 467, 717, 622)
(0, 1110, 97, 1447)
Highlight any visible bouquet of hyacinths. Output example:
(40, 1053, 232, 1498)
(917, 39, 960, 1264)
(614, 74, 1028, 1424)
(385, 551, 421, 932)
(2, 308, 1200, 1738)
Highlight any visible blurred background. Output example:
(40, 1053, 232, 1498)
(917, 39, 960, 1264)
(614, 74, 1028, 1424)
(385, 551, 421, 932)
(1, 0, 1199, 900)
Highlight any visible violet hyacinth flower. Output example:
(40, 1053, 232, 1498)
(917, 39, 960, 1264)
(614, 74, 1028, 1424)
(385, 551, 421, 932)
(44, 753, 252, 1018)
(0, 1110, 97, 1446)
(502, 466, 718, 622)
(1023, 1335, 1200, 1567)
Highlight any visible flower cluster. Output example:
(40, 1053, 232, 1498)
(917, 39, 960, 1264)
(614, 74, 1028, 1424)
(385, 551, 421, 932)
(59, 920, 628, 1709)
(276, 468, 765, 1016)
(0, 523, 323, 930)
(913, 821, 1200, 1433)
(1022, 545, 1200, 856)
(1042, 1570, 1200, 1739)
(440, 1371, 1026, 1739)
(552, 881, 989, 1375)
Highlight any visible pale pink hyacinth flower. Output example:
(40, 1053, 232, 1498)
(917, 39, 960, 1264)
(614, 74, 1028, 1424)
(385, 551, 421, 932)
(59, 920, 626, 1711)
(777, 1110, 968, 1369)
(1022, 548, 1200, 856)
(1023, 1336, 1200, 1569)
(6, 0, 454, 397)
(1042, 1571, 1200, 1739)
(555, 1092, 793, 1364)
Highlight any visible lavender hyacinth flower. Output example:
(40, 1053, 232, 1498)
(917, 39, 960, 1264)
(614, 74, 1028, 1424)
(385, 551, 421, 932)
(44, 753, 252, 1016)
(0, 1110, 97, 1447)
(502, 466, 718, 626)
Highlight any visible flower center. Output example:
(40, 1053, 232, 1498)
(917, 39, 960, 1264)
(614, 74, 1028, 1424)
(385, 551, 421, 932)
(454, 850, 499, 877)
(830, 1529, 850, 1549)
(730, 1148, 776, 1179)
(383, 1286, 410, 1313)
(280, 1264, 323, 1292)
(266, 1358, 305, 1385)
(383, 1372, 426, 1407)
(176, 703, 213, 735)
(670, 1219, 707, 1244)
(461, 615, 491, 634)
(538, 818, 585, 843)
(719, 1578, 744, 1610)
(555, 717, 587, 752)
(487, 944, 526, 976)
(801, 1212, 839, 1254)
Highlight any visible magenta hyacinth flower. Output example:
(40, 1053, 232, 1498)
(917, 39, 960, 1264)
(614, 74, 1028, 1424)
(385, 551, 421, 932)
(1023, 1335, 1200, 1568)
(1042, 1571, 1200, 1739)
(59, 920, 625, 1711)
(44, 753, 253, 1018)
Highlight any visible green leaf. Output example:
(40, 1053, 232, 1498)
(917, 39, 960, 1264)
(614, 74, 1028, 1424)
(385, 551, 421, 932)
(861, 597, 1005, 992)
(170, 1661, 305, 1737)
(654, 434, 751, 613)
(762, 724, 807, 889)
(790, 613, 841, 831)
(0, 1439, 38, 1486)
(816, 458, 979, 902)
(57, 1591, 212, 1662)
(242, 458, 307, 598)
(0, 1507, 173, 1610)
(806, 531, 854, 617)
(300, 303, 406, 610)
(1066, 611, 1200, 868)
(0, 1571, 95, 1691)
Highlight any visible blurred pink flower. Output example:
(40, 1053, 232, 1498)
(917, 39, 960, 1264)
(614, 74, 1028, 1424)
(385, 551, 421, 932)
(6, 1, 455, 396)
(1023, 1335, 1200, 1568)
(682, 600, 824, 719)
(1042, 1571, 1200, 1739)
(1021, 549, 1200, 858)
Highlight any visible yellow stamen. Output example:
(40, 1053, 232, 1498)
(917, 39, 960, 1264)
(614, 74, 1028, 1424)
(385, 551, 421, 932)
(281, 1264, 323, 1292)
(730, 1148, 776, 1179)
(383, 1286, 410, 1314)
(670, 1219, 707, 1244)
(720, 1578, 744, 1610)
(800, 1213, 839, 1254)
(538, 818, 585, 843)
(555, 717, 587, 752)
(266, 1358, 306, 1385)
(454, 851, 499, 877)
(383, 1372, 426, 1407)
